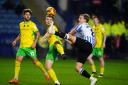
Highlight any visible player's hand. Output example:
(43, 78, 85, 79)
(48, 21, 55, 34)
(32, 43, 36, 49)
(12, 40, 16, 47)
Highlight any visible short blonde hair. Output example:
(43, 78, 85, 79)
(80, 13, 90, 22)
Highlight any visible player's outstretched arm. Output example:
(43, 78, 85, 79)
(69, 28, 77, 35)
(39, 32, 50, 45)
(40, 21, 54, 44)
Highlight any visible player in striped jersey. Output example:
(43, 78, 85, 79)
(49, 13, 97, 85)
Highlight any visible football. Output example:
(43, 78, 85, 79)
(46, 7, 56, 16)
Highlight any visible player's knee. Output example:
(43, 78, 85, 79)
(16, 57, 23, 63)
(100, 61, 104, 66)
(87, 56, 91, 61)
(87, 57, 93, 64)
(87, 54, 93, 60)
(45, 64, 52, 70)
(54, 41, 60, 46)
(16, 60, 22, 63)
(33, 61, 36, 64)
(33, 61, 36, 65)
(46, 66, 52, 70)
(100, 58, 104, 63)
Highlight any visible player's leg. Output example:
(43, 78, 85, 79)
(45, 45, 61, 85)
(75, 39, 97, 85)
(45, 60, 60, 85)
(75, 62, 97, 85)
(54, 41, 64, 55)
(76, 62, 91, 78)
(87, 53, 96, 75)
(27, 48, 50, 80)
(54, 41, 67, 59)
(14, 57, 23, 79)
(75, 54, 93, 79)
(99, 57, 104, 77)
(33, 58, 50, 80)
(98, 48, 104, 77)
(55, 32, 76, 44)
(9, 48, 25, 84)
(76, 54, 97, 85)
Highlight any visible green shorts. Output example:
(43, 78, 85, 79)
(92, 48, 104, 58)
(16, 47, 37, 59)
(46, 45, 58, 61)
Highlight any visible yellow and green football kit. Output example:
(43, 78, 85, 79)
(16, 20, 38, 58)
(90, 24, 105, 76)
(44, 25, 64, 85)
(92, 24, 105, 57)
(46, 25, 64, 61)
(11, 20, 49, 82)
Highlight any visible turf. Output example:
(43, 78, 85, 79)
(0, 58, 128, 85)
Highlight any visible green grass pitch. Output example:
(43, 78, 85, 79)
(0, 58, 128, 85)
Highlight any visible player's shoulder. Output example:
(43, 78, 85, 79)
(29, 20, 36, 25)
(99, 24, 104, 28)
(53, 25, 57, 28)
(75, 23, 84, 28)
(75, 23, 88, 31)
(85, 23, 91, 27)
(53, 25, 58, 32)
(99, 24, 105, 30)
(19, 20, 24, 25)
(97, 24, 105, 33)
(82, 23, 92, 29)
(92, 25, 95, 28)
(19, 20, 36, 25)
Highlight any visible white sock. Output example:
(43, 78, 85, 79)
(64, 34, 69, 40)
(55, 80, 60, 84)
(90, 76, 95, 81)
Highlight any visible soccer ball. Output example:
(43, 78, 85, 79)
(46, 7, 56, 16)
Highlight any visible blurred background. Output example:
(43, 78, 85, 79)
(0, 0, 128, 60)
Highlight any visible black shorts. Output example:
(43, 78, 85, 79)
(73, 37, 92, 64)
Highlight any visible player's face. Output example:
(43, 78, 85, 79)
(78, 15, 86, 24)
(93, 18, 99, 25)
(45, 17, 53, 26)
(23, 12, 31, 21)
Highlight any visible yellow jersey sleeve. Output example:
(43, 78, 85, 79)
(32, 23, 38, 32)
(53, 25, 58, 32)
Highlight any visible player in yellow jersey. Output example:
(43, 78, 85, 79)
(40, 15, 65, 85)
(87, 16, 106, 77)
(8, 9, 50, 84)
